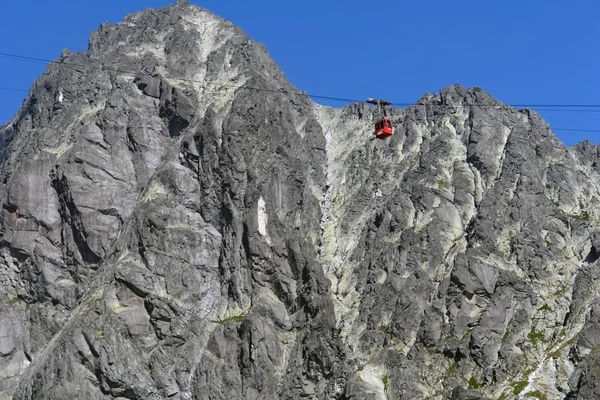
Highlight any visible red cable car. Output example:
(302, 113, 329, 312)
(375, 117, 393, 139)
(367, 98, 393, 140)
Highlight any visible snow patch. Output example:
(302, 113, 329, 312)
(257, 196, 273, 246)
(443, 116, 456, 135)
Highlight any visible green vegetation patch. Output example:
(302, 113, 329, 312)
(528, 327, 545, 345)
(8, 297, 21, 306)
(382, 375, 389, 393)
(447, 362, 458, 375)
(462, 327, 473, 340)
(510, 381, 529, 396)
(468, 376, 479, 390)
(537, 304, 551, 312)
(566, 209, 590, 221)
(549, 335, 577, 359)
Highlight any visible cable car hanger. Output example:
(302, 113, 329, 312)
(367, 98, 393, 140)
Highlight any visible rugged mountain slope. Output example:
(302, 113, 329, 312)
(1, 2, 600, 399)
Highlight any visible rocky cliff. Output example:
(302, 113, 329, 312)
(1, 2, 600, 399)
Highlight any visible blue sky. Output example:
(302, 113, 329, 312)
(1, 0, 598, 146)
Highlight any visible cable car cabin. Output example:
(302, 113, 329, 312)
(374, 117, 393, 139)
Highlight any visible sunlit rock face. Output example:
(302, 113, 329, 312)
(1, 2, 600, 399)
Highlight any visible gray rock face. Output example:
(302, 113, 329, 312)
(1, 3, 600, 399)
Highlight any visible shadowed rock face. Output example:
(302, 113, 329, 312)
(1, 3, 600, 400)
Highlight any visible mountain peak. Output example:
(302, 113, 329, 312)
(87, 2, 240, 58)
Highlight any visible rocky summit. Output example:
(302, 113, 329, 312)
(1, 2, 600, 399)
